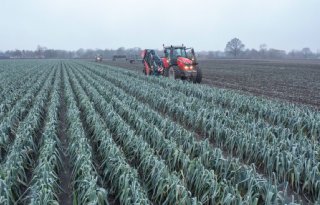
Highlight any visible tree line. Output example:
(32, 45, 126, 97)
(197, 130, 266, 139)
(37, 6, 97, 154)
(0, 39, 319, 60)
(0, 46, 138, 60)
(222, 38, 319, 59)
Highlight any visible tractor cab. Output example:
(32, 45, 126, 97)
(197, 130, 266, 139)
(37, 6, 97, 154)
(162, 45, 201, 83)
(165, 47, 185, 64)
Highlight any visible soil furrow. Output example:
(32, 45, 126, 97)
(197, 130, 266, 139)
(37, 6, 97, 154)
(57, 63, 73, 205)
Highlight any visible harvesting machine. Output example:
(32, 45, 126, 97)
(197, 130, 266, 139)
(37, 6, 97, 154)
(141, 49, 164, 76)
(142, 44, 202, 83)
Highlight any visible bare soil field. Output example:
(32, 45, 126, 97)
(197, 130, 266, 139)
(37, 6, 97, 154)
(103, 59, 320, 108)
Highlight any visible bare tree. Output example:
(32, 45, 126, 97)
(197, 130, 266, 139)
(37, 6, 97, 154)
(268, 49, 286, 59)
(225, 38, 245, 57)
(116, 47, 126, 55)
(36, 45, 47, 58)
(301, 47, 312, 58)
(259, 44, 267, 58)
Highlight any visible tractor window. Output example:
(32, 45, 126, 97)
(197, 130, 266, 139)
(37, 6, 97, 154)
(164, 49, 170, 57)
(186, 50, 193, 59)
(173, 48, 187, 58)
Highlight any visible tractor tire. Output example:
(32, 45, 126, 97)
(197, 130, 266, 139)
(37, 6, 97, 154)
(167, 66, 180, 80)
(163, 68, 169, 77)
(194, 67, 202, 83)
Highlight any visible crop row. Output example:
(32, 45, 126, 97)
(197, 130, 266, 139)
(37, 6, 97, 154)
(1, 60, 318, 204)
(0, 61, 47, 101)
(73, 63, 286, 203)
(0, 66, 45, 122)
(103, 63, 319, 139)
(81, 61, 319, 203)
(71, 62, 283, 204)
(0, 65, 53, 162)
(62, 63, 108, 204)
(0, 65, 57, 204)
(27, 65, 62, 204)
(65, 65, 151, 204)
(67, 63, 198, 204)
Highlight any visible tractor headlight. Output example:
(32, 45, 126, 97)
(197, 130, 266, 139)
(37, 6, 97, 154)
(184, 66, 188, 69)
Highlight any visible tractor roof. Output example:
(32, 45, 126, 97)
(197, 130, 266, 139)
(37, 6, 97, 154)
(164, 45, 186, 49)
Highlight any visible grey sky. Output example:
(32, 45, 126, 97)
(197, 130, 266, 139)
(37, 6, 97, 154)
(1, 0, 319, 52)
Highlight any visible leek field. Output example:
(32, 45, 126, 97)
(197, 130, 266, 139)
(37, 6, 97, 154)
(0, 60, 319, 205)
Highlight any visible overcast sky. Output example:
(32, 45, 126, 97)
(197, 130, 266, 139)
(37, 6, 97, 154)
(1, 0, 319, 52)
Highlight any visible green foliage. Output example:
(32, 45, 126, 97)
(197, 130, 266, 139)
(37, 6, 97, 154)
(0, 60, 318, 205)
(0, 64, 57, 203)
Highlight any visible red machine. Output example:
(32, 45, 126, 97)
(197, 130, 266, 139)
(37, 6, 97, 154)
(162, 45, 202, 83)
(141, 49, 164, 76)
(142, 45, 202, 83)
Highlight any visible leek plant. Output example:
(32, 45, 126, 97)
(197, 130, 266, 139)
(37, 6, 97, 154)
(0, 64, 46, 122)
(96, 62, 320, 140)
(63, 67, 108, 205)
(80, 61, 319, 203)
(0, 66, 57, 203)
(67, 67, 151, 205)
(73, 63, 283, 204)
(27, 66, 61, 204)
(66, 64, 197, 205)
(0, 67, 53, 162)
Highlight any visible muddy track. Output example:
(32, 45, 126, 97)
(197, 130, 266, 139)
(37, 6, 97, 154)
(57, 65, 73, 205)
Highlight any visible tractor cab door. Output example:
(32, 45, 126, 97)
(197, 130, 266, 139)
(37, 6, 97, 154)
(186, 48, 198, 65)
(164, 49, 170, 58)
(164, 48, 176, 66)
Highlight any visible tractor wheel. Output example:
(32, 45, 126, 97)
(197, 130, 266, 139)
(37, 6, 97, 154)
(194, 67, 202, 83)
(163, 68, 169, 77)
(167, 66, 179, 79)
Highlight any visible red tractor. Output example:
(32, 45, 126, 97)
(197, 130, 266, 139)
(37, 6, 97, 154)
(162, 45, 202, 83)
(142, 45, 202, 83)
